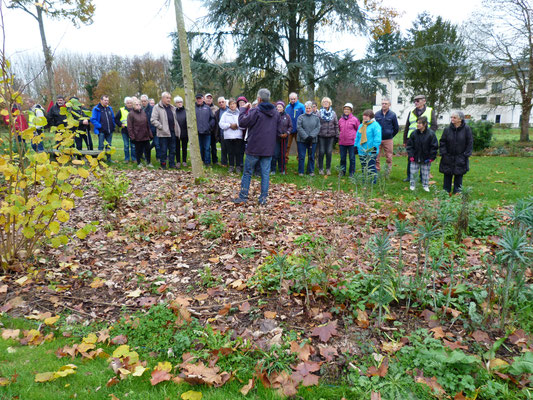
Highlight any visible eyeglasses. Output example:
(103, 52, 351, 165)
(414, 99, 424, 103)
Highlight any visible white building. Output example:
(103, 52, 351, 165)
(374, 75, 530, 128)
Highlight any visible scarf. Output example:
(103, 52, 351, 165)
(319, 107, 334, 122)
(359, 119, 374, 145)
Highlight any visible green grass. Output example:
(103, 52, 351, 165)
(12, 130, 533, 206)
(0, 317, 362, 400)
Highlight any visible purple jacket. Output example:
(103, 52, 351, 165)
(239, 103, 282, 157)
(278, 111, 292, 137)
(338, 114, 360, 146)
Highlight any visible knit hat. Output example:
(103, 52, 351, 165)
(237, 96, 248, 104)
(276, 100, 285, 108)
(343, 103, 353, 110)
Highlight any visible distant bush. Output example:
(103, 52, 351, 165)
(469, 120, 493, 151)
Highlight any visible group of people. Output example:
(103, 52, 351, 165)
(5, 88, 474, 203)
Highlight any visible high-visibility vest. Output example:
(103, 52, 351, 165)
(120, 107, 129, 127)
(407, 106, 433, 137)
(27, 110, 36, 127)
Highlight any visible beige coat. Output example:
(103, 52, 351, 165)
(150, 101, 181, 138)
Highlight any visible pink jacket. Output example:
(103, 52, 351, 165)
(338, 114, 360, 146)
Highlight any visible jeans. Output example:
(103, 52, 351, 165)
(159, 134, 176, 168)
(133, 140, 151, 165)
(359, 153, 378, 184)
(98, 131, 113, 161)
(443, 174, 463, 194)
(226, 139, 244, 169)
(271, 137, 288, 173)
(121, 131, 136, 161)
(297, 141, 317, 174)
(238, 154, 272, 202)
(176, 137, 188, 164)
(318, 136, 335, 171)
(151, 135, 160, 160)
(210, 133, 218, 164)
(31, 129, 44, 152)
(198, 134, 211, 165)
(339, 145, 356, 176)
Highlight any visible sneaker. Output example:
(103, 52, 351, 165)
(270, 171, 275, 175)
(319, 170, 324, 175)
(228, 166, 234, 174)
(281, 171, 286, 175)
(176, 162, 181, 168)
(423, 185, 430, 192)
(326, 169, 331, 175)
(310, 173, 315, 177)
(298, 173, 304, 177)
(232, 197, 247, 204)
(410, 183, 415, 191)
(147, 163, 154, 168)
(403, 177, 410, 182)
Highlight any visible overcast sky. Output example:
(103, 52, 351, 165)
(2, 0, 482, 60)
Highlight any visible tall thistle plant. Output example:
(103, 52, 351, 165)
(496, 227, 533, 329)
(369, 231, 396, 326)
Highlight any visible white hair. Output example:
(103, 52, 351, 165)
(218, 97, 226, 103)
(174, 96, 183, 103)
(124, 96, 132, 104)
(161, 92, 171, 98)
(140, 94, 149, 101)
(304, 101, 313, 108)
(289, 92, 298, 99)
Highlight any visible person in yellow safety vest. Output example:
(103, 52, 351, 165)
(26, 99, 46, 152)
(115, 96, 136, 162)
(402, 94, 437, 182)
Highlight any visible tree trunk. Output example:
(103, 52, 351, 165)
(36, 5, 55, 102)
(305, 17, 315, 100)
(287, 4, 300, 96)
(173, 0, 204, 180)
(520, 103, 531, 142)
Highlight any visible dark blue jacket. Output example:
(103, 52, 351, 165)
(143, 104, 157, 136)
(90, 103, 115, 135)
(374, 109, 399, 141)
(285, 101, 305, 134)
(195, 103, 215, 135)
(239, 103, 281, 157)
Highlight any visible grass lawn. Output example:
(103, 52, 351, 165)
(0, 316, 363, 400)
(95, 132, 532, 207)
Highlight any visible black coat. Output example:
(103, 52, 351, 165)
(439, 122, 473, 176)
(47, 103, 67, 128)
(406, 128, 438, 163)
(175, 107, 188, 139)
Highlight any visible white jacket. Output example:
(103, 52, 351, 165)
(219, 109, 243, 140)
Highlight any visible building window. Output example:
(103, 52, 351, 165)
(495, 115, 501, 124)
(475, 97, 487, 105)
(397, 96, 403, 104)
(490, 97, 501, 105)
(481, 115, 488, 120)
(466, 83, 475, 94)
(397, 81, 404, 88)
(492, 82, 503, 93)
(475, 82, 487, 90)
(465, 97, 474, 105)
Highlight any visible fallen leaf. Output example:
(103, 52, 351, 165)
(194, 294, 209, 302)
(489, 358, 509, 370)
(367, 357, 389, 378)
(264, 311, 277, 319)
(381, 341, 404, 354)
(111, 335, 128, 345)
(290, 341, 314, 361)
(240, 378, 254, 395)
(414, 369, 445, 396)
(151, 362, 173, 386)
(218, 303, 231, 316)
(371, 392, 382, 400)
(126, 288, 143, 298)
(239, 302, 251, 313)
(44, 315, 60, 326)
(472, 330, 491, 346)
(0, 285, 7, 294)
(0, 377, 10, 386)
(90, 278, 105, 288)
(106, 376, 119, 387)
(356, 309, 369, 329)
(311, 320, 338, 343)
(430, 326, 446, 339)
(1, 329, 20, 340)
(181, 391, 203, 400)
(319, 345, 338, 361)
(35, 372, 55, 383)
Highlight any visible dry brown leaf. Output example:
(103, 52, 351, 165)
(290, 341, 314, 361)
(264, 311, 277, 319)
(240, 378, 254, 396)
(311, 320, 338, 343)
(430, 326, 446, 339)
(356, 309, 369, 329)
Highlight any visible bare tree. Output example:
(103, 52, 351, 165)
(7, 0, 95, 102)
(469, 0, 532, 141)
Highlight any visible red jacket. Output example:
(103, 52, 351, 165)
(338, 114, 360, 146)
(3, 109, 29, 132)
